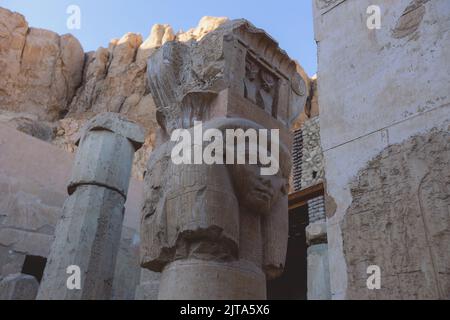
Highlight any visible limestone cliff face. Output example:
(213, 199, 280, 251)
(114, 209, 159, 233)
(0, 8, 84, 122)
(0, 8, 84, 139)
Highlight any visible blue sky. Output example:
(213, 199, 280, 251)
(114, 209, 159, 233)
(2, 0, 317, 75)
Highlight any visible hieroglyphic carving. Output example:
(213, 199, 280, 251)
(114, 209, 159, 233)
(342, 129, 450, 299)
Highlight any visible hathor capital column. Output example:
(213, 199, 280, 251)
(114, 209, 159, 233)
(140, 19, 308, 299)
(37, 113, 144, 300)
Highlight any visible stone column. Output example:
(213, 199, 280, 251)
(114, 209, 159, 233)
(37, 113, 144, 300)
(306, 196, 331, 300)
(0, 273, 39, 300)
(134, 269, 161, 300)
(140, 19, 309, 300)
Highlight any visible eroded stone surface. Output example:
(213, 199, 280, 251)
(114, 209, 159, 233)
(0, 273, 39, 300)
(392, 0, 430, 39)
(0, 8, 84, 122)
(307, 244, 331, 300)
(306, 222, 327, 246)
(111, 226, 141, 300)
(314, 0, 450, 300)
(134, 268, 161, 300)
(342, 129, 450, 299)
(68, 113, 144, 198)
(37, 185, 126, 300)
(37, 114, 143, 300)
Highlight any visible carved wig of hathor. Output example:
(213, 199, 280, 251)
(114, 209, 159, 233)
(140, 19, 307, 299)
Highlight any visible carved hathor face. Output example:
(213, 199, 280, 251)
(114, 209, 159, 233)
(229, 162, 288, 215)
(260, 70, 275, 92)
(245, 59, 259, 81)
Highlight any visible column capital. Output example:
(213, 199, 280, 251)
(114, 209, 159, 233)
(76, 112, 145, 151)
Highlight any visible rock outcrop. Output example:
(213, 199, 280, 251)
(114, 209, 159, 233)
(0, 8, 84, 122)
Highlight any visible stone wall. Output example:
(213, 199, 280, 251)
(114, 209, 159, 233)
(307, 196, 326, 224)
(0, 123, 143, 299)
(313, 0, 450, 299)
(291, 76, 323, 192)
(301, 117, 324, 189)
(343, 129, 450, 299)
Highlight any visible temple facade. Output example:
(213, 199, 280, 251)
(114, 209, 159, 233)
(0, 0, 449, 300)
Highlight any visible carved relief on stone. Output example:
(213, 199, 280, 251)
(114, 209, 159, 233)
(243, 55, 279, 116)
(342, 129, 450, 300)
(140, 119, 291, 274)
(392, 0, 430, 39)
(315, 0, 346, 13)
(141, 18, 304, 299)
(145, 18, 307, 131)
(244, 58, 259, 105)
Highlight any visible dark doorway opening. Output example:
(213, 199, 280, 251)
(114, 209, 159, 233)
(267, 204, 309, 300)
(21, 255, 47, 283)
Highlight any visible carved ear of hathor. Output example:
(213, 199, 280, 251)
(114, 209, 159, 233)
(141, 19, 307, 300)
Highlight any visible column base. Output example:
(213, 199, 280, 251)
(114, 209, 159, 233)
(158, 259, 266, 300)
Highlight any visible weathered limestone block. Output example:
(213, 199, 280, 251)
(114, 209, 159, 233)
(141, 19, 308, 299)
(314, 0, 450, 300)
(37, 113, 144, 300)
(158, 260, 267, 300)
(111, 226, 141, 300)
(0, 247, 26, 278)
(306, 221, 327, 246)
(305, 221, 331, 300)
(301, 117, 324, 189)
(69, 112, 145, 196)
(307, 244, 331, 300)
(342, 129, 450, 300)
(0, 228, 53, 258)
(0, 273, 39, 300)
(134, 269, 161, 300)
(37, 185, 125, 300)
